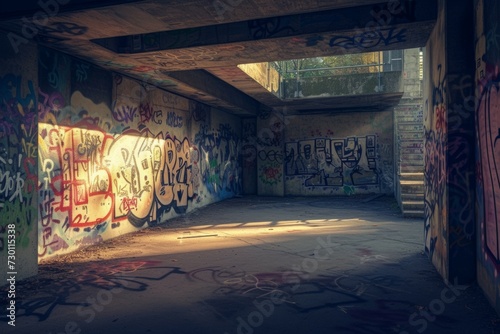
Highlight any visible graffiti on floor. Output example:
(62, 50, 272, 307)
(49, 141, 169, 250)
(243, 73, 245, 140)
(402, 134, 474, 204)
(187, 267, 368, 313)
(0, 260, 185, 322)
(285, 136, 378, 187)
(185, 263, 469, 334)
(186, 265, 423, 334)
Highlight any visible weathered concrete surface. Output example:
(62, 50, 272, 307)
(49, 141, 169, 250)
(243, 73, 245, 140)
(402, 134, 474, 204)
(0, 0, 437, 116)
(284, 111, 394, 196)
(1, 196, 499, 334)
(0, 42, 39, 283)
(423, 0, 476, 285)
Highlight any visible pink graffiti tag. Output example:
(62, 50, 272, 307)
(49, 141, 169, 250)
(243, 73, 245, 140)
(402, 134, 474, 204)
(121, 197, 138, 212)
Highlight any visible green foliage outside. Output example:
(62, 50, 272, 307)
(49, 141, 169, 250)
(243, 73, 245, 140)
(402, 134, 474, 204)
(272, 53, 383, 79)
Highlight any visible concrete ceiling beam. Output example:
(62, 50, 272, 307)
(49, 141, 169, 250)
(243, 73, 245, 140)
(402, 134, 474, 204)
(167, 69, 268, 116)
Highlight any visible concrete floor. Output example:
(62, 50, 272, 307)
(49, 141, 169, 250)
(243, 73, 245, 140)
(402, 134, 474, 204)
(1, 195, 500, 334)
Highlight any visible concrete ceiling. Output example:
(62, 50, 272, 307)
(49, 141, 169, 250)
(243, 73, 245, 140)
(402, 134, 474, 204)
(0, 0, 437, 116)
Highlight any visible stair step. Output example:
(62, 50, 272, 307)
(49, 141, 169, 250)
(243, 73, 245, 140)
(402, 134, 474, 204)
(401, 170, 425, 175)
(400, 180, 424, 185)
(401, 181, 424, 189)
(395, 102, 423, 107)
(401, 193, 424, 200)
(403, 210, 425, 218)
(401, 166, 425, 173)
(400, 172, 424, 181)
(402, 200, 424, 204)
(402, 201, 425, 210)
(401, 184, 424, 194)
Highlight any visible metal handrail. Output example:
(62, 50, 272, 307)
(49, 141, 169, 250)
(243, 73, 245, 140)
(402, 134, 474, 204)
(283, 62, 390, 73)
(272, 52, 403, 99)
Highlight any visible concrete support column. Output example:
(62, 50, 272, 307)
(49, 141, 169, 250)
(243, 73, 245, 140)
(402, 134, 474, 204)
(475, 0, 500, 315)
(424, 0, 476, 284)
(0, 41, 39, 283)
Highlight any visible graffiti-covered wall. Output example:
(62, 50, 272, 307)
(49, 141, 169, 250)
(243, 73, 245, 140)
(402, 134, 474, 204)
(241, 118, 257, 195)
(284, 111, 394, 196)
(256, 110, 285, 196)
(423, 0, 448, 280)
(0, 42, 39, 282)
(37, 47, 241, 259)
(476, 0, 500, 314)
(424, 0, 476, 284)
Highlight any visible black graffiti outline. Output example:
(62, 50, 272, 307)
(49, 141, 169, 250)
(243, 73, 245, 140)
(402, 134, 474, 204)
(249, 17, 295, 40)
(494, 128, 500, 147)
(258, 150, 283, 163)
(329, 27, 407, 50)
(2, 263, 186, 322)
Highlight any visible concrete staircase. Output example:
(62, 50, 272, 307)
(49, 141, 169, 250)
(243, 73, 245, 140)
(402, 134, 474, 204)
(400, 172, 425, 218)
(394, 96, 424, 219)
